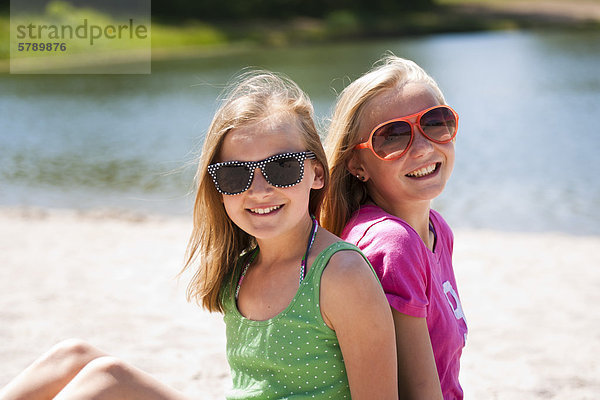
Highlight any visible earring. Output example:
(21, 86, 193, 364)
(356, 174, 365, 181)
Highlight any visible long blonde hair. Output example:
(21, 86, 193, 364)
(320, 55, 446, 236)
(183, 71, 329, 313)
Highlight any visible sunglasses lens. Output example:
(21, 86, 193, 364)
(420, 107, 457, 142)
(372, 121, 412, 159)
(215, 165, 251, 194)
(263, 156, 302, 187)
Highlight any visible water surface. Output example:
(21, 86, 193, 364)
(1, 29, 598, 234)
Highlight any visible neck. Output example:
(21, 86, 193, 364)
(254, 213, 314, 269)
(368, 197, 433, 249)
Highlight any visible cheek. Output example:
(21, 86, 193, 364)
(222, 196, 241, 220)
(287, 184, 313, 209)
(358, 151, 383, 176)
(446, 144, 456, 165)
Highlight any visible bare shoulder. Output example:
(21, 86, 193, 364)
(316, 231, 386, 329)
(321, 250, 379, 295)
(315, 229, 373, 285)
(323, 247, 372, 282)
(323, 253, 381, 311)
(312, 228, 375, 288)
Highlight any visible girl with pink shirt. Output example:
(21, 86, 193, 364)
(321, 55, 468, 399)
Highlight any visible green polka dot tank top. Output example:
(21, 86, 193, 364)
(223, 241, 366, 399)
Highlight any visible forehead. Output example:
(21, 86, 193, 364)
(219, 113, 306, 162)
(360, 83, 441, 134)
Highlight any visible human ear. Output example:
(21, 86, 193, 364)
(310, 161, 325, 190)
(345, 151, 369, 182)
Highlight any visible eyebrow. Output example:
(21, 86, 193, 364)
(215, 150, 308, 165)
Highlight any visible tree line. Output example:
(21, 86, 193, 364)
(1, 0, 436, 20)
(153, 0, 435, 19)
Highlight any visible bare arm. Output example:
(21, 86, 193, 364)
(392, 309, 443, 400)
(321, 250, 398, 400)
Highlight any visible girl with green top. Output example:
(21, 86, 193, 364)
(0, 71, 397, 400)
(186, 71, 397, 399)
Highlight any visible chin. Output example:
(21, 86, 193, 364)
(412, 185, 447, 202)
(244, 221, 286, 239)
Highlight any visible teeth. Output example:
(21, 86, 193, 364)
(250, 205, 282, 214)
(406, 164, 437, 178)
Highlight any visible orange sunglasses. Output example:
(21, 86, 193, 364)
(355, 105, 459, 161)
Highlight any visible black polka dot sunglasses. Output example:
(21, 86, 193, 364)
(208, 151, 316, 195)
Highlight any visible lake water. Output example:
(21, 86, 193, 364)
(1, 29, 599, 235)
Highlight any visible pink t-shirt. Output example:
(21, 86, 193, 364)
(341, 205, 468, 400)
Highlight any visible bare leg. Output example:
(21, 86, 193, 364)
(54, 356, 188, 400)
(0, 339, 107, 400)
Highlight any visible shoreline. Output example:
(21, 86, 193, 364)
(2, 203, 597, 237)
(1, 207, 599, 398)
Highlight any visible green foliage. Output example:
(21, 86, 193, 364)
(326, 10, 361, 37)
(151, 23, 227, 48)
(0, 14, 8, 59)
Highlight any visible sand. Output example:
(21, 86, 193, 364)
(1, 207, 599, 399)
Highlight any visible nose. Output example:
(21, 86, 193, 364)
(247, 167, 273, 196)
(408, 129, 434, 158)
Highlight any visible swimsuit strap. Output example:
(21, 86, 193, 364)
(429, 218, 437, 251)
(235, 248, 258, 300)
(300, 216, 318, 284)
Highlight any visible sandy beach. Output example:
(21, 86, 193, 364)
(1, 207, 599, 399)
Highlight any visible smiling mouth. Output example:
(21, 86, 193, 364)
(406, 163, 440, 178)
(248, 205, 282, 215)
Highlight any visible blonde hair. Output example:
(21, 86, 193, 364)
(183, 71, 329, 313)
(320, 55, 446, 236)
